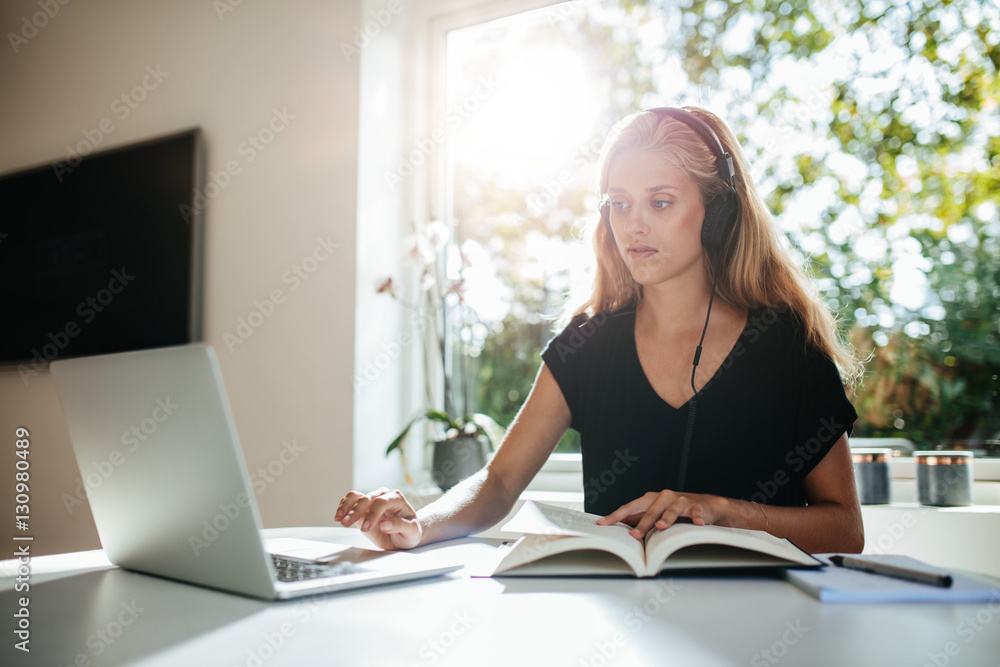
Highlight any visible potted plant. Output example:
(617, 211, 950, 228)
(377, 221, 507, 490)
(386, 409, 503, 491)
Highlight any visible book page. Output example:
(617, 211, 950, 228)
(492, 533, 645, 576)
(657, 544, 800, 570)
(494, 540, 638, 576)
(644, 523, 820, 572)
(501, 501, 630, 537)
(497, 502, 644, 574)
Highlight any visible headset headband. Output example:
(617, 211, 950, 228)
(646, 107, 737, 193)
(599, 106, 740, 250)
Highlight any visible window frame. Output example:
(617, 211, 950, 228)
(424, 0, 584, 487)
(366, 0, 1000, 492)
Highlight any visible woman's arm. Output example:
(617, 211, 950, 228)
(597, 433, 865, 554)
(336, 362, 571, 549)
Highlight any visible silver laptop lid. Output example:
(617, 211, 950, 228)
(51, 344, 277, 599)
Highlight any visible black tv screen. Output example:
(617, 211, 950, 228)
(0, 129, 203, 371)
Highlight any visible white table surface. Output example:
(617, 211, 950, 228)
(3, 526, 999, 667)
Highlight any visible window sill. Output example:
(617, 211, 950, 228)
(852, 438, 1000, 481)
(525, 452, 582, 493)
(410, 449, 1000, 500)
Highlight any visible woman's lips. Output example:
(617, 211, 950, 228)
(627, 243, 657, 260)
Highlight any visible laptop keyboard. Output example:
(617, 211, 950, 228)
(270, 554, 361, 583)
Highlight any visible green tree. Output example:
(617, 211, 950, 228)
(450, 0, 1000, 450)
(656, 0, 1000, 444)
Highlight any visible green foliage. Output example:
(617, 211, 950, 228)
(471, 308, 582, 453)
(606, 0, 1000, 444)
(450, 0, 1000, 449)
(385, 409, 504, 456)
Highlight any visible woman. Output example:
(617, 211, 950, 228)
(337, 106, 865, 554)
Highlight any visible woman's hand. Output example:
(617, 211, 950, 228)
(595, 490, 728, 540)
(335, 487, 423, 550)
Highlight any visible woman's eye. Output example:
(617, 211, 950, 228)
(652, 200, 672, 210)
(612, 201, 629, 210)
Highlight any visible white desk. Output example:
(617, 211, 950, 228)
(860, 503, 1000, 578)
(3, 527, 1000, 667)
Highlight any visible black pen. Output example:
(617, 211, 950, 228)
(829, 555, 953, 588)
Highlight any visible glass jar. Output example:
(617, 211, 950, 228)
(915, 451, 974, 507)
(851, 448, 892, 505)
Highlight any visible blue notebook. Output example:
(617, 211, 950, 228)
(786, 554, 1000, 603)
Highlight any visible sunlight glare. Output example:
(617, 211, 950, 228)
(451, 41, 602, 184)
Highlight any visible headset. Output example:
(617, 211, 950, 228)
(597, 107, 741, 492)
(599, 107, 739, 249)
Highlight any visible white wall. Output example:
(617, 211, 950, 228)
(0, 0, 361, 556)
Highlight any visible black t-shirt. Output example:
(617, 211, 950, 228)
(541, 306, 858, 516)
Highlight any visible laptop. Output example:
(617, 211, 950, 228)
(50, 343, 458, 600)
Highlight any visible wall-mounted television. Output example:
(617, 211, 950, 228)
(0, 128, 204, 371)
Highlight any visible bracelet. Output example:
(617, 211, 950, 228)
(751, 501, 768, 532)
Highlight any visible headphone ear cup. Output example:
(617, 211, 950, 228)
(701, 192, 738, 248)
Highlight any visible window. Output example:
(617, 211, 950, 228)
(432, 0, 1000, 467)
(440, 2, 617, 453)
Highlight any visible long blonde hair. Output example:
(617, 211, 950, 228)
(570, 106, 863, 388)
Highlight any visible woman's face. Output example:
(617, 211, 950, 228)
(605, 150, 707, 290)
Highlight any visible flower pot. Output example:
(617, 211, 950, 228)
(431, 434, 487, 492)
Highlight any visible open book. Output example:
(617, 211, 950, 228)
(491, 501, 821, 577)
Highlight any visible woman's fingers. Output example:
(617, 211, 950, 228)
(334, 492, 355, 521)
(596, 494, 655, 525)
(336, 491, 373, 526)
(337, 488, 383, 522)
(363, 492, 412, 531)
(687, 504, 707, 526)
(601, 491, 713, 539)
(630, 496, 683, 539)
(336, 487, 391, 526)
(377, 513, 422, 550)
(335, 488, 421, 550)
